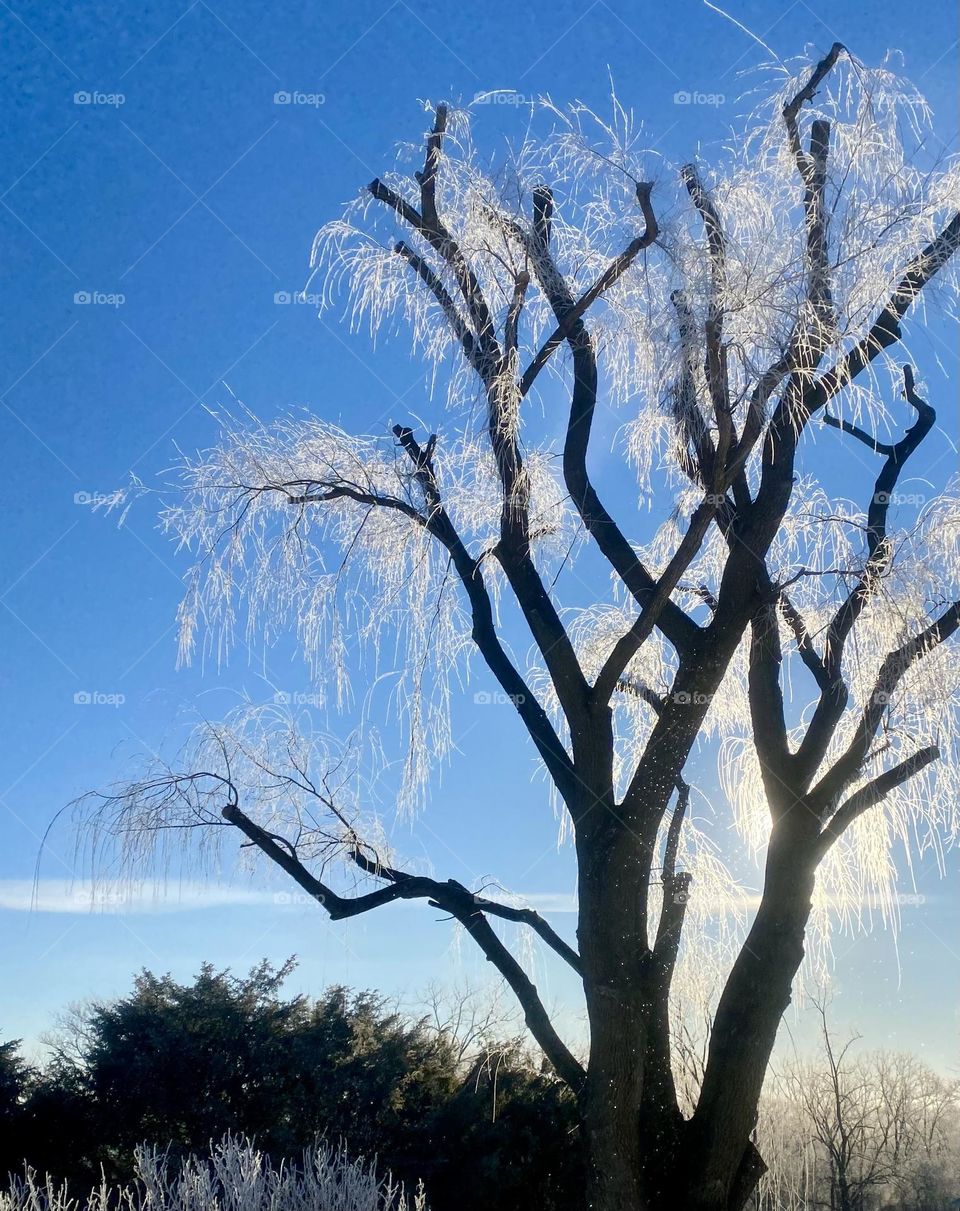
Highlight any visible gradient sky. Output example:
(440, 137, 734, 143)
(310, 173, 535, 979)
(1, 0, 957, 1069)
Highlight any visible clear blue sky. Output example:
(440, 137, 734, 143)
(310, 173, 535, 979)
(1, 0, 957, 1067)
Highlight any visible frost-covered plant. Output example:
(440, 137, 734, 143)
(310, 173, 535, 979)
(1, 1135, 426, 1211)
(80, 41, 960, 1211)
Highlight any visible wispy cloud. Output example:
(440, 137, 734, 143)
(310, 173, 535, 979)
(5, 882, 928, 919)
(0, 879, 283, 915)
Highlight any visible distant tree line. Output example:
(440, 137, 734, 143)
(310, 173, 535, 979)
(1, 963, 956, 1211)
(755, 1003, 959, 1211)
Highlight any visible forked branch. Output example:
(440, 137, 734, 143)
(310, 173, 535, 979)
(222, 801, 585, 1091)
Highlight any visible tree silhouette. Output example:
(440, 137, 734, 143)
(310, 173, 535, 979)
(80, 44, 960, 1210)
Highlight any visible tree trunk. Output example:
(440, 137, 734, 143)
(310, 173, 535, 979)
(576, 805, 819, 1211)
(681, 812, 820, 1210)
(577, 810, 652, 1210)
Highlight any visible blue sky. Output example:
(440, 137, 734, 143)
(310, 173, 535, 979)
(1, 0, 957, 1068)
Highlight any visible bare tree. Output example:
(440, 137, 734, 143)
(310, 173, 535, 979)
(415, 980, 526, 1069)
(760, 1005, 959, 1211)
(79, 44, 960, 1211)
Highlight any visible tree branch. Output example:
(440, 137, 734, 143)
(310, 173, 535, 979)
(393, 239, 481, 373)
(222, 802, 584, 1090)
(748, 596, 791, 792)
(518, 181, 658, 398)
(795, 366, 936, 783)
(669, 289, 718, 489)
(816, 744, 941, 853)
(821, 412, 894, 456)
(512, 185, 700, 655)
(369, 106, 499, 366)
(281, 449, 578, 802)
(810, 601, 960, 812)
(806, 213, 960, 416)
(681, 163, 733, 478)
(383, 127, 589, 725)
(349, 847, 582, 974)
(386, 427, 579, 798)
(593, 495, 720, 703)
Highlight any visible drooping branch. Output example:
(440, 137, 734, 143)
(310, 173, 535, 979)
(272, 450, 578, 803)
(381, 428, 579, 798)
(222, 800, 584, 1090)
(349, 848, 582, 974)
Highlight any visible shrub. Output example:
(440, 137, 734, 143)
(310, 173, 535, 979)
(1, 1135, 426, 1211)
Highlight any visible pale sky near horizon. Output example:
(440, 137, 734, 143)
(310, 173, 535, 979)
(1, 0, 957, 1071)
